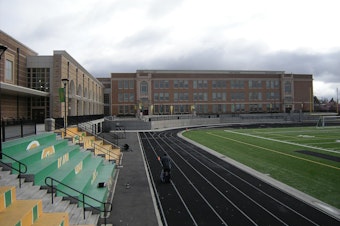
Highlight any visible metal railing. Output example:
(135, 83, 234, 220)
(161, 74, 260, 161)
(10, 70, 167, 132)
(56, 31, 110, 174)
(0, 153, 27, 188)
(71, 119, 120, 149)
(93, 142, 121, 163)
(45, 176, 112, 225)
(1, 119, 37, 142)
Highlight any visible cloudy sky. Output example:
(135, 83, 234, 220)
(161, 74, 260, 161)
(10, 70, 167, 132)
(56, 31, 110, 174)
(1, 0, 340, 99)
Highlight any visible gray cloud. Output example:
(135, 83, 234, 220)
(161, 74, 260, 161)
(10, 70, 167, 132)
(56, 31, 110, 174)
(89, 44, 340, 88)
(3, 0, 339, 99)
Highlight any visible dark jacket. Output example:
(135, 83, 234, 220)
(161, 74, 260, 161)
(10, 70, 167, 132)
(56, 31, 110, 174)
(161, 155, 171, 170)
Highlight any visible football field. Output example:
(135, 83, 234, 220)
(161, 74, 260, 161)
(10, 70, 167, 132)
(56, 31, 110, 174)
(183, 126, 340, 209)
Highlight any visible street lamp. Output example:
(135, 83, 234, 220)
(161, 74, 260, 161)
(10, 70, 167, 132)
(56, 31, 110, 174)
(0, 45, 8, 159)
(62, 78, 69, 136)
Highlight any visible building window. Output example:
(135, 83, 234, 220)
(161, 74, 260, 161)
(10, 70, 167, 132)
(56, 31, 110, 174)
(154, 80, 169, 89)
(118, 81, 123, 89)
(118, 93, 123, 102)
(266, 80, 279, 89)
(119, 80, 134, 89)
(231, 80, 244, 89)
(129, 80, 134, 89)
(266, 92, 279, 100)
(231, 92, 245, 101)
(5, 59, 13, 81)
(250, 104, 263, 112)
(174, 80, 188, 89)
(28, 68, 50, 91)
(124, 80, 129, 89)
(212, 92, 226, 101)
(193, 92, 208, 101)
(231, 104, 245, 113)
(104, 94, 110, 104)
(212, 80, 227, 89)
(249, 92, 262, 100)
(193, 80, 208, 89)
(154, 92, 169, 102)
(118, 93, 134, 102)
(285, 81, 292, 94)
(174, 92, 189, 101)
(249, 80, 262, 89)
(140, 81, 148, 95)
(129, 93, 134, 102)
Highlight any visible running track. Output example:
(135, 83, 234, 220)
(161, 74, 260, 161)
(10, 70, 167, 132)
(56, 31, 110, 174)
(139, 129, 340, 226)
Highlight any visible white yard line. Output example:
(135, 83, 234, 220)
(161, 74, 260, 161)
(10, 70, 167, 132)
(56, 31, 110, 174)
(224, 130, 340, 155)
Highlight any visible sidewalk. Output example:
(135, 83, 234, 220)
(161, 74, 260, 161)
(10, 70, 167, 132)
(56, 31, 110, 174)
(107, 132, 160, 226)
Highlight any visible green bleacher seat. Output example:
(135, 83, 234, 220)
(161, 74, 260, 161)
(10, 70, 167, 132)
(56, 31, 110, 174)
(81, 163, 115, 211)
(56, 156, 102, 198)
(2, 133, 56, 154)
(36, 151, 91, 187)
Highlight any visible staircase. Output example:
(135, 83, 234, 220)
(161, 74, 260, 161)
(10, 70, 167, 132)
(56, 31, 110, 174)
(0, 186, 69, 226)
(0, 131, 116, 225)
(62, 126, 121, 163)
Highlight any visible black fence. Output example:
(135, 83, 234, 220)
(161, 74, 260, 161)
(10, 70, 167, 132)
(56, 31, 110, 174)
(55, 114, 104, 129)
(1, 119, 37, 142)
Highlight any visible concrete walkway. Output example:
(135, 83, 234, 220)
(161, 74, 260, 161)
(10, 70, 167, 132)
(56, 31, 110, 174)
(106, 132, 160, 226)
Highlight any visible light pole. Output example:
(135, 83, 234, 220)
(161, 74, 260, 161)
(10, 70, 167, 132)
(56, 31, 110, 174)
(0, 45, 8, 159)
(62, 78, 69, 136)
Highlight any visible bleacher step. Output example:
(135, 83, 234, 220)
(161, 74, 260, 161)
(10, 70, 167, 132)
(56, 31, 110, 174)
(0, 199, 42, 226)
(32, 212, 69, 226)
(0, 168, 99, 225)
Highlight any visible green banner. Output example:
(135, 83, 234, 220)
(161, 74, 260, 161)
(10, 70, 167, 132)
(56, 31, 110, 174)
(59, 88, 65, 102)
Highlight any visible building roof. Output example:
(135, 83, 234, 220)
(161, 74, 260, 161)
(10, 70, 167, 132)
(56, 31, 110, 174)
(136, 69, 286, 74)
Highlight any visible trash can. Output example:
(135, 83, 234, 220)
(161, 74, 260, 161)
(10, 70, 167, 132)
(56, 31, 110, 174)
(45, 118, 55, 132)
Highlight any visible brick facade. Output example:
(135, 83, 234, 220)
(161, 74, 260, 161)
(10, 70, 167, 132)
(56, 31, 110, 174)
(109, 70, 313, 116)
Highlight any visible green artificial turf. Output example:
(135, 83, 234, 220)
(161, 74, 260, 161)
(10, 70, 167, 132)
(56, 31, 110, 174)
(183, 126, 340, 209)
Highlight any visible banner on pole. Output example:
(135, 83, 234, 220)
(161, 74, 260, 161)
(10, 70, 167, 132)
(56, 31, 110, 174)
(59, 88, 65, 102)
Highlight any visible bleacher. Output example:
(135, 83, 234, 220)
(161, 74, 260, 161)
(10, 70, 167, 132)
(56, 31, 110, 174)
(0, 186, 69, 226)
(0, 125, 121, 225)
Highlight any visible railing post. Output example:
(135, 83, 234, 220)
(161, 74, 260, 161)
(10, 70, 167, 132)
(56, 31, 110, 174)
(2, 120, 5, 142)
(19, 164, 21, 188)
(83, 193, 86, 219)
(20, 119, 24, 138)
(51, 178, 54, 204)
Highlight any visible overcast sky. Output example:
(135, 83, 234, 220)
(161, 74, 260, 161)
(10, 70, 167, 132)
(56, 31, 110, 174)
(1, 0, 340, 100)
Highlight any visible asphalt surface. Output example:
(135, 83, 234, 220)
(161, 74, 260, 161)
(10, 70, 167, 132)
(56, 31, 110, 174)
(105, 132, 160, 226)
(139, 128, 340, 226)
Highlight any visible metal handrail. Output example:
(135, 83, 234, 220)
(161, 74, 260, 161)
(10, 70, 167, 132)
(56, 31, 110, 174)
(45, 176, 112, 225)
(93, 142, 121, 163)
(0, 153, 27, 188)
(74, 119, 120, 148)
(55, 122, 83, 146)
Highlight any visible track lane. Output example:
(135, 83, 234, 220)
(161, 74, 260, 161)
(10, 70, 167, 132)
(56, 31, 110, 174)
(141, 132, 226, 225)
(140, 132, 196, 225)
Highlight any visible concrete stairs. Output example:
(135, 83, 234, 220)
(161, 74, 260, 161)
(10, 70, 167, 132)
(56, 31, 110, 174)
(0, 168, 98, 225)
(61, 126, 121, 163)
(0, 185, 68, 226)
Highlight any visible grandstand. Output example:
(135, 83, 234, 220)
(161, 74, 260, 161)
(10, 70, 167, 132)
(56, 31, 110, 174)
(0, 122, 121, 225)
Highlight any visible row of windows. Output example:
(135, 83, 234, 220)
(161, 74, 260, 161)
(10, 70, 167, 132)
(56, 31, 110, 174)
(118, 91, 281, 103)
(118, 93, 135, 102)
(118, 80, 134, 89)
(120, 80, 283, 91)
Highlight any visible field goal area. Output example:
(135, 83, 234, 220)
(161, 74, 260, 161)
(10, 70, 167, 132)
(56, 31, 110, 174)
(316, 115, 340, 128)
